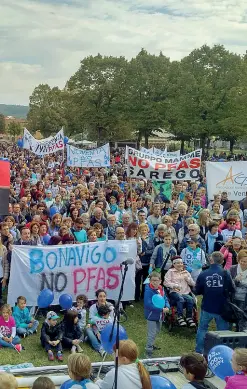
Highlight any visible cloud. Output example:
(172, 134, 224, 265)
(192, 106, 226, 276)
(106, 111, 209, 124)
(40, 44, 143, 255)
(0, 0, 247, 105)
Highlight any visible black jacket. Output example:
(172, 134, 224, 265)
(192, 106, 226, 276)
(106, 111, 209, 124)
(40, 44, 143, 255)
(61, 320, 82, 343)
(40, 322, 63, 343)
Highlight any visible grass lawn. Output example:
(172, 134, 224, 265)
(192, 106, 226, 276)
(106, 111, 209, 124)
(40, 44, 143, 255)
(1, 302, 197, 367)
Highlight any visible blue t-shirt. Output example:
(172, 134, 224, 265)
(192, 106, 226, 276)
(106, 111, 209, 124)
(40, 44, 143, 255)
(61, 378, 91, 389)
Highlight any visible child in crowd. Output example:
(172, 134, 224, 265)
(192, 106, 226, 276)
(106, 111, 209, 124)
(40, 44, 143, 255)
(225, 348, 247, 389)
(71, 294, 88, 338)
(0, 304, 22, 352)
(40, 311, 63, 361)
(13, 296, 39, 337)
(60, 353, 98, 389)
(149, 232, 177, 283)
(180, 237, 206, 282)
(180, 352, 215, 389)
(144, 271, 170, 358)
(96, 339, 152, 389)
(87, 305, 112, 357)
(32, 377, 55, 389)
(0, 373, 18, 389)
(61, 310, 83, 353)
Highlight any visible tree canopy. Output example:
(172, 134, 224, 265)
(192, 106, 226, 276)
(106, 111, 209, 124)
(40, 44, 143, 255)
(27, 44, 247, 153)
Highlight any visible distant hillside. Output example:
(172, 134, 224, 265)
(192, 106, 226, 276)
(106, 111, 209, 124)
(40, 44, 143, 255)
(0, 104, 29, 118)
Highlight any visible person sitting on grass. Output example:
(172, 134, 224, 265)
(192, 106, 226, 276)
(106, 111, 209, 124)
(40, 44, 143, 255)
(70, 294, 88, 338)
(144, 271, 170, 358)
(0, 304, 22, 353)
(0, 373, 18, 389)
(61, 310, 83, 354)
(32, 377, 55, 389)
(96, 339, 152, 389)
(13, 295, 39, 338)
(60, 353, 98, 389)
(40, 311, 63, 361)
(180, 352, 215, 389)
(88, 305, 113, 358)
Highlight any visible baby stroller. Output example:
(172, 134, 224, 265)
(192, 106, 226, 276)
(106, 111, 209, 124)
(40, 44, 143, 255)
(164, 288, 198, 332)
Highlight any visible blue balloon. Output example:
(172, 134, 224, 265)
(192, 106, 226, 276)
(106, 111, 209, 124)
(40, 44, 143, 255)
(152, 294, 165, 309)
(208, 345, 234, 380)
(186, 266, 193, 273)
(49, 206, 59, 218)
(64, 136, 69, 144)
(150, 376, 177, 389)
(101, 323, 128, 354)
(42, 234, 51, 245)
(37, 289, 54, 308)
(17, 138, 23, 148)
(59, 294, 73, 310)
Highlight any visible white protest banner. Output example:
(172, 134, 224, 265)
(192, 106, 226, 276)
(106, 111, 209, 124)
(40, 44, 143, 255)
(8, 240, 136, 306)
(206, 161, 247, 200)
(67, 143, 110, 167)
(140, 146, 154, 153)
(127, 147, 202, 181)
(23, 128, 64, 156)
(153, 147, 180, 158)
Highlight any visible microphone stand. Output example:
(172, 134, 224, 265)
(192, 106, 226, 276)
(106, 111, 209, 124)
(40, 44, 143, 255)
(109, 262, 130, 389)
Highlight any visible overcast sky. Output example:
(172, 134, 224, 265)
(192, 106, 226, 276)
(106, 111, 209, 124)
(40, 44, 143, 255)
(1, 0, 247, 105)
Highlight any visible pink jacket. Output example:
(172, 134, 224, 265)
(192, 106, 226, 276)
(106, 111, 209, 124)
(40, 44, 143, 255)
(225, 374, 247, 389)
(218, 220, 241, 232)
(220, 246, 233, 270)
(164, 268, 195, 294)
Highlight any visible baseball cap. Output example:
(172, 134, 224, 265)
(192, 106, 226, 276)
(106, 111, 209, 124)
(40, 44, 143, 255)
(186, 237, 198, 243)
(47, 311, 60, 320)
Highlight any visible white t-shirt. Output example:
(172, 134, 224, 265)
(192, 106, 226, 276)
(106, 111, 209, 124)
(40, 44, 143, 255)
(221, 229, 242, 243)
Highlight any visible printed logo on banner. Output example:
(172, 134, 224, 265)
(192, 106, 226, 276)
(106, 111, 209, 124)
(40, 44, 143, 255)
(206, 162, 247, 201)
(216, 166, 247, 187)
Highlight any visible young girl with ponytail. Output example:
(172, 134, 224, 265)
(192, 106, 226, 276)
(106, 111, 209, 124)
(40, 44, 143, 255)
(96, 339, 151, 389)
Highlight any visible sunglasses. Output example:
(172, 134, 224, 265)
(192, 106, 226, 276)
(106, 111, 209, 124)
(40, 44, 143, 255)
(189, 228, 196, 231)
(228, 222, 236, 225)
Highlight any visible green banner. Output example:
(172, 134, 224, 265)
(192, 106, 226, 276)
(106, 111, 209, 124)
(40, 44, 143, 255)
(152, 180, 172, 202)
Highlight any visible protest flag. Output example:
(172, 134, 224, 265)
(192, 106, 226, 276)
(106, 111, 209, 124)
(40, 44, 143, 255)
(0, 160, 10, 215)
(152, 180, 172, 202)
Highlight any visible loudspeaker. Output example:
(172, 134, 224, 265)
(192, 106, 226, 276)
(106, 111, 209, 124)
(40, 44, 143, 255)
(204, 330, 247, 356)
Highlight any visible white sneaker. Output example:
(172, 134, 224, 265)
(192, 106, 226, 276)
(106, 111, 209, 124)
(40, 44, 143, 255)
(71, 345, 77, 353)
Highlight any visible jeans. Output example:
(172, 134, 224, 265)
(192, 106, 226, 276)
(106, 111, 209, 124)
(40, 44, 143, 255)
(196, 310, 229, 354)
(41, 339, 62, 352)
(0, 336, 21, 348)
(17, 320, 39, 335)
(146, 320, 162, 353)
(169, 292, 194, 317)
(86, 328, 102, 352)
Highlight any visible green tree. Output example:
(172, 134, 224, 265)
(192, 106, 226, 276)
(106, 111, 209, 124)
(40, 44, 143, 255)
(123, 49, 170, 147)
(28, 84, 67, 137)
(7, 121, 22, 139)
(67, 54, 133, 143)
(0, 113, 5, 133)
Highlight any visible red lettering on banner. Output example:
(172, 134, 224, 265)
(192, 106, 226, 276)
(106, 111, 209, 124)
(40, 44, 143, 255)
(73, 266, 121, 294)
(129, 156, 137, 166)
(106, 266, 121, 289)
(87, 267, 97, 292)
(138, 159, 150, 168)
(73, 269, 86, 294)
(177, 161, 189, 169)
(56, 140, 64, 149)
(167, 163, 177, 171)
(189, 157, 201, 168)
(95, 267, 106, 290)
(154, 163, 166, 170)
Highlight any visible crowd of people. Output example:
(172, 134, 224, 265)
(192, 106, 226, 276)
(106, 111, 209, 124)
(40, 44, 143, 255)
(0, 143, 247, 387)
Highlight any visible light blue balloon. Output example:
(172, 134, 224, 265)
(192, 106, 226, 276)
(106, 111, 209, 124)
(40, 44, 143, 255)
(152, 294, 165, 309)
(150, 376, 177, 389)
(208, 345, 234, 380)
(64, 136, 69, 144)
